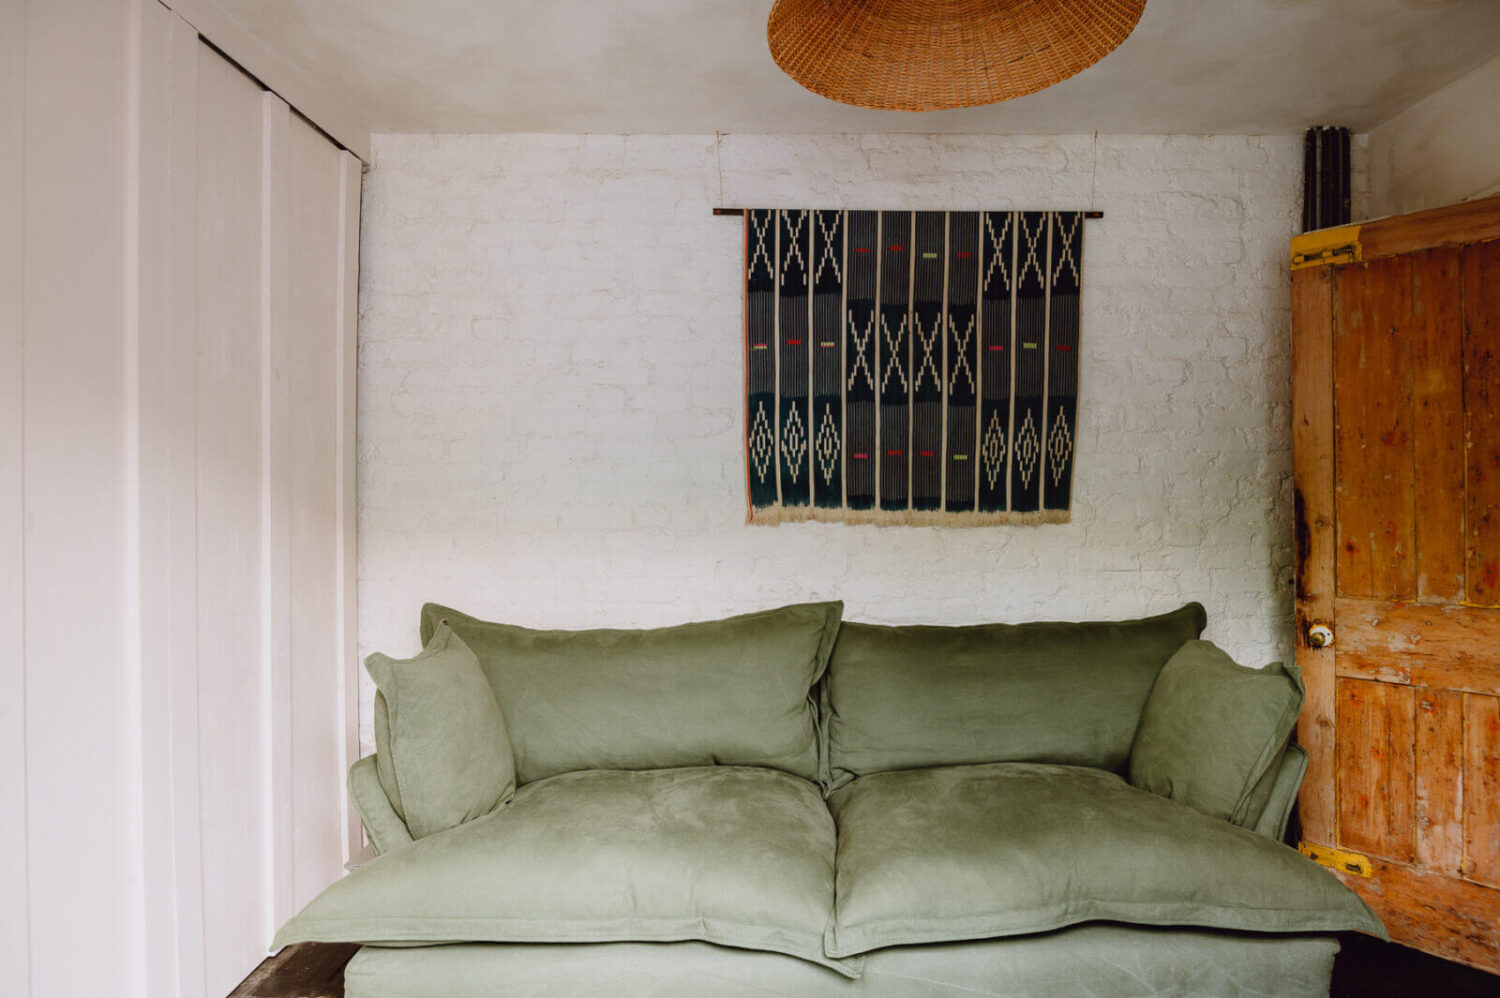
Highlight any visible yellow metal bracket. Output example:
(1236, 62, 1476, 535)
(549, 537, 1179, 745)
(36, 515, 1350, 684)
(1291, 224, 1362, 270)
(1299, 841, 1372, 877)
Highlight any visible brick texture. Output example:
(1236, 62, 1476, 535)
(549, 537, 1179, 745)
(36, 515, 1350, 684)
(358, 132, 1304, 752)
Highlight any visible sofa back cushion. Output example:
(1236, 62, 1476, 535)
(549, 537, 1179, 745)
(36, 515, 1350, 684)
(824, 603, 1206, 788)
(421, 601, 843, 785)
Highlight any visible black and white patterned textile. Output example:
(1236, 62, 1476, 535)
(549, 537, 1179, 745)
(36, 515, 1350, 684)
(744, 210, 1084, 525)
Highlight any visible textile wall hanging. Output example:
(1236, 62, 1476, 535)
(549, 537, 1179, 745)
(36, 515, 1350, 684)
(743, 209, 1085, 526)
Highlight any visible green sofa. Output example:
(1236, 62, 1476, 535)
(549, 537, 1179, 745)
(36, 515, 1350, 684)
(276, 601, 1383, 998)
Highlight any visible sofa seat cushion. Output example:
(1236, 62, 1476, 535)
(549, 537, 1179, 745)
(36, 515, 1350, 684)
(274, 766, 855, 976)
(345, 927, 1341, 998)
(825, 762, 1384, 958)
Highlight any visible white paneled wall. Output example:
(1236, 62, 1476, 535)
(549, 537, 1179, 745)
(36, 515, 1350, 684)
(3, 2, 362, 996)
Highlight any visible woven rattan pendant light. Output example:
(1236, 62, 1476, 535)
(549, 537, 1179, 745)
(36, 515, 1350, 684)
(767, 0, 1147, 111)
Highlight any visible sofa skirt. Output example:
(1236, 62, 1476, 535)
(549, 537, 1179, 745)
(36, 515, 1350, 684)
(343, 924, 1340, 998)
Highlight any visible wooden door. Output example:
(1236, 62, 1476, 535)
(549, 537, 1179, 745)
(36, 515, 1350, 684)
(1292, 196, 1500, 972)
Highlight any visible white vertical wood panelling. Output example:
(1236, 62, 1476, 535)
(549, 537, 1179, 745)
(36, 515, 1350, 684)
(337, 151, 363, 864)
(156, 0, 372, 162)
(165, 15, 210, 996)
(261, 90, 297, 936)
(21, 1, 138, 996)
(10, 5, 360, 991)
(195, 40, 274, 996)
(135, 6, 208, 997)
(132, 3, 177, 995)
(0, 0, 31, 994)
(285, 113, 350, 910)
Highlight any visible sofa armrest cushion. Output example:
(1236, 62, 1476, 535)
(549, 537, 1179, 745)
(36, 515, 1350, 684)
(1128, 640, 1304, 826)
(349, 754, 415, 854)
(1250, 742, 1309, 841)
(366, 623, 517, 838)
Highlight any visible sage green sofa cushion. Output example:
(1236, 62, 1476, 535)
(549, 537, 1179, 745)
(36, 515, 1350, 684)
(275, 766, 854, 977)
(824, 604, 1205, 788)
(344, 926, 1340, 998)
(348, 755, 414, 855)
(824, 762, 1384, 958)
(422, 601, 842, 785)
(1129, 640, 1304, 825)
(1252, 743, 1309, 841)
(366, 625, 516, 839)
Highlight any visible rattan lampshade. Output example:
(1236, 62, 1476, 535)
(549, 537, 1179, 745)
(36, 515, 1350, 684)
(767, 0, 1147, 111)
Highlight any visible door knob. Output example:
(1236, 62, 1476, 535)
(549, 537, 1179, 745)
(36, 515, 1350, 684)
(1307, 623, 1333, 648)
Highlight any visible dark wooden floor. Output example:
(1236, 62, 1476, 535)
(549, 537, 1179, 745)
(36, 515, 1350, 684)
(228, 943, 358, 998)
(1331, 934, 1499, 998)
(233, 938, 1498, 997)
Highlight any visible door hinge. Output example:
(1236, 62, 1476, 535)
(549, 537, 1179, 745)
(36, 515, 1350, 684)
(1299, 841, 1373, 877)
(1290, 224, 1363, 270)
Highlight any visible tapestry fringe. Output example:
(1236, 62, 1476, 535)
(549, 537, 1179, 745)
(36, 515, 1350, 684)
(748, 505, 1070, 528)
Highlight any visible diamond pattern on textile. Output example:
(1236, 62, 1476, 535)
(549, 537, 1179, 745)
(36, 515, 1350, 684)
(1015, 410, 1040, 489)
(981, 409, 1007, 491)
(744, 209, 1083, 524)
(983, 213, 1012, 295)
(1052, 213, 1081, 284)
(748, 213, 773, 282)
(816, 213, 842, 284)
(881, 314, 909, 393)
(749, 401, 775, 484)
(1048, 407, 1074, 486)
(781, 211, 807, 277)
(1018, 214, 1046, 289)
(816, 404, 840, 485)
(782, 405, 807, 484)
(949, 313, 975, 394)
(848, 309, 875, 392)
(914, 313, 941, 393)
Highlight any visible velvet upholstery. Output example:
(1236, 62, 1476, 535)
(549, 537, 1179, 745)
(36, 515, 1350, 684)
(824, 762, 1384, 958)
(344, 926, 1341, 998)
(275, 766, 853, 976)
(285, 601, 1383, 994)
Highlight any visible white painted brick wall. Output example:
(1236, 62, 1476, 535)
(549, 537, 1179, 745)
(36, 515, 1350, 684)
(357, 132, 1304, 752)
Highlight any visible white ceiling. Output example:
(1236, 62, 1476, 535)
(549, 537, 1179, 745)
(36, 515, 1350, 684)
(213, 0, 1500, 135)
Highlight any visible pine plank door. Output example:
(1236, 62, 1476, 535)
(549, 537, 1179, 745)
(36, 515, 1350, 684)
(1292, 195, 1500, 973)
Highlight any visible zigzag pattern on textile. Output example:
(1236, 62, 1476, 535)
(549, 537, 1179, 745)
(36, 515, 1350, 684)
(743, 209, 1084, 525)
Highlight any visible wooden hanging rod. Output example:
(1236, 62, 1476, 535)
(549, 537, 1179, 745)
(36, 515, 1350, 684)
(712, 208, 1104, 218)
